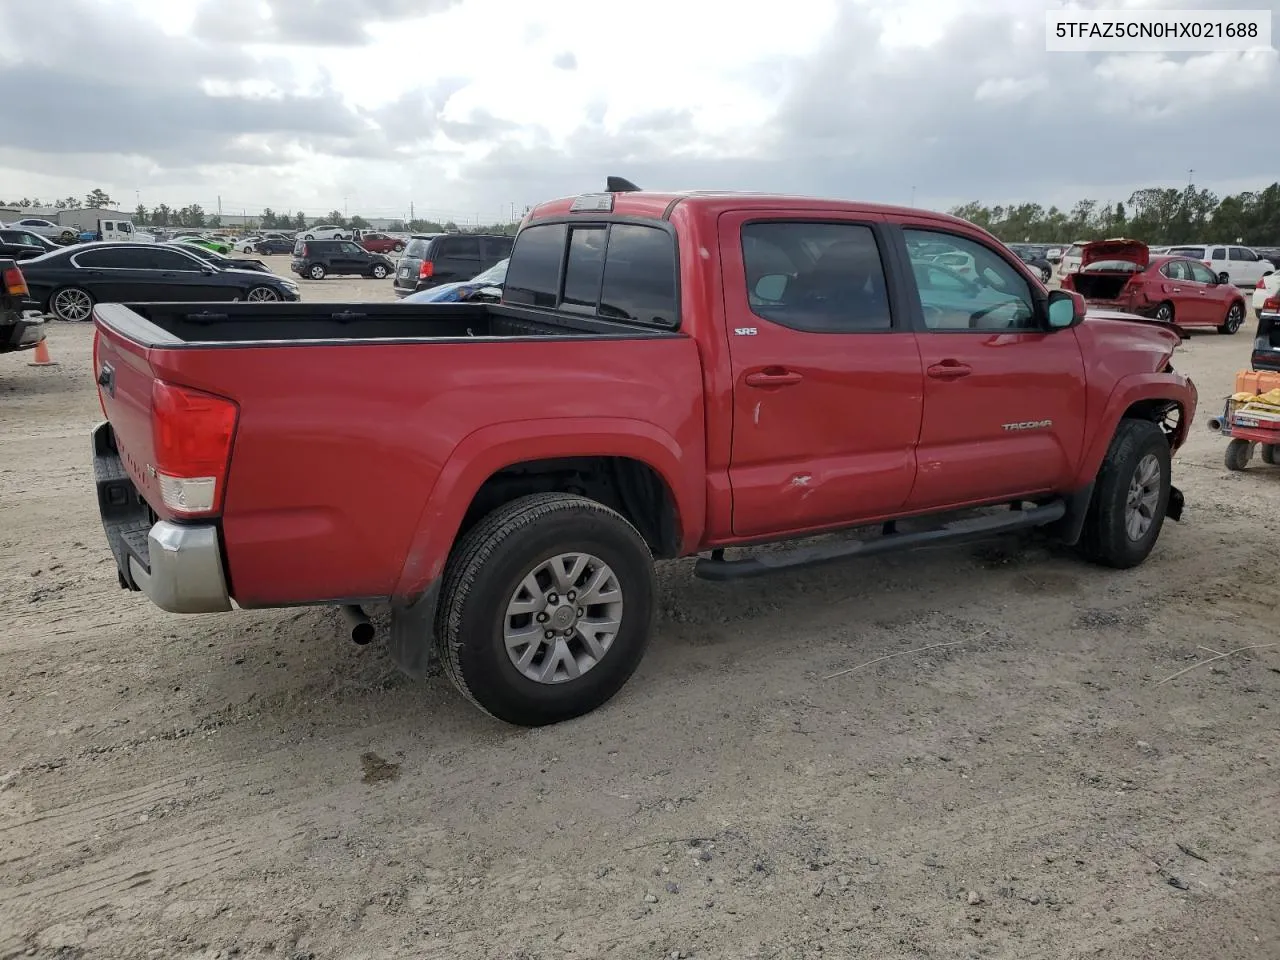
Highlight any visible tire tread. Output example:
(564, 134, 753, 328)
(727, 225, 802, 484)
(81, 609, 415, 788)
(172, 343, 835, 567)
(1077, 418, 1170, 569)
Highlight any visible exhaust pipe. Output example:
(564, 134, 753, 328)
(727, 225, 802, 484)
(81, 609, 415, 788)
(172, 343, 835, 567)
(339, 604, 375, 645)
(1207, 416, 1224, 432)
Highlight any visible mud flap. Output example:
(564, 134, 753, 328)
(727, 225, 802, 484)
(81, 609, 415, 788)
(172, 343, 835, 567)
(1166, 485, 1184, 522)
(387, 580, 441, 679)
(1050, 482, 1095, 547)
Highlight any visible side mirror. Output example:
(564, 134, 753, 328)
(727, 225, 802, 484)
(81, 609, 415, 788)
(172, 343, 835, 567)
(754, 274, 788, 301)
(1045, 289, 1084, 330)
(201, 266, 215, 275)
(1215, 272, 1230, 285)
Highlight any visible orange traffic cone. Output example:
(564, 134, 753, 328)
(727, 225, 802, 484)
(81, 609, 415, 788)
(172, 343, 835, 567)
(28, 338, 57, 367)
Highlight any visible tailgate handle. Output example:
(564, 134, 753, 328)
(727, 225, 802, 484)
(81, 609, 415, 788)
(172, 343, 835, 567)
(97, 362, 115, 397)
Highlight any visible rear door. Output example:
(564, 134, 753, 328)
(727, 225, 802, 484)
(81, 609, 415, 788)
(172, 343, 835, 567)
(721, 213, 924, 538)
(1156, 259, 1208, 324)
(894, 221, 1087, 509)
(1229, 246, 1263, 287)
(70, 246, 152, 300)
(432, 235, 482, 284)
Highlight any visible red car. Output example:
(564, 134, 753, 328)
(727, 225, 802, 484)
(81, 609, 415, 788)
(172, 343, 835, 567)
(1061, 239, 1248, 335)
(358, 232, 406, 254)
(90, 186, 1197, 726)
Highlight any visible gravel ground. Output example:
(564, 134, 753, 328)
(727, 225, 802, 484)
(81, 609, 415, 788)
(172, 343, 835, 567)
(1, 265, 1278, 959)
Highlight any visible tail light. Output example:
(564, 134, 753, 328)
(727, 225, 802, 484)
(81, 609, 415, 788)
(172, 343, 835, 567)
(1264, 295, 1280, 312)
(1060, 275, 1073, 290)
(1203, 261, 1212, 268)
(301, 243, 310, 258)
(419, 260, 434, 279)
(4, 264, 28, 297)
(92, 330, 107, 417)
(1257, 277, 1266, 289)
(150, 381, 239, 516)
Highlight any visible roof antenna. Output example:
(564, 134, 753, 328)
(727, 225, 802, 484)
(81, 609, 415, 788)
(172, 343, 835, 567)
(606, 176, 641, 193)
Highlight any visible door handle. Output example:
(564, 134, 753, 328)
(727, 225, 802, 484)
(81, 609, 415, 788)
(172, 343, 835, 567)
(927, 361, 972, 380)
(744, 368, 803, 387)
(1170, 287, 1181, 292)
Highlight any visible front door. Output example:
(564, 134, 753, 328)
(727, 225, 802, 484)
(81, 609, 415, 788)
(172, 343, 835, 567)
(336, 241, 369, 275)
(1186, 259, 1233, 325)
(721, 213, 924, 539)
(895, 223, 1087, 510)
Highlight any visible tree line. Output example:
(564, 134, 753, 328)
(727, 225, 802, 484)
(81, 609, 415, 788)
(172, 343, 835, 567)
(950, 182, 1280, 246)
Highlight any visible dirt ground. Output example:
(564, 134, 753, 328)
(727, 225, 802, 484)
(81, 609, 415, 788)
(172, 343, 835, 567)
(1, 266, 1278, 960)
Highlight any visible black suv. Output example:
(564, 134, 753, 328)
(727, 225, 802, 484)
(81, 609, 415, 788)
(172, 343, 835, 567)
(393, 233, 514, 298)
(291, 239, 394, 280)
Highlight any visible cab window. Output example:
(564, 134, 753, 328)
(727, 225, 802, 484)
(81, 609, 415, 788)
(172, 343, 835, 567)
(903, 229, 1036, 331)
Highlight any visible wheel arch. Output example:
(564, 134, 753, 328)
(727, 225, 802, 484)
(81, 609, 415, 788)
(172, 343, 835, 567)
(392, 417, 703, 601)
(1071, 376, 1196, 489)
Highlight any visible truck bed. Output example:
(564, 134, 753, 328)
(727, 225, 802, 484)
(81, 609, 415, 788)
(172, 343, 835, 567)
(99, 300, 669, 346)
(92, 299, 704, 608)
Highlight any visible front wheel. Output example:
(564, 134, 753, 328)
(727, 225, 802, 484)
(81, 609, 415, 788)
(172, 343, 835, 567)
(1226, 438, 1254, 471)
(1040, 266, 1052, 283)
(435, 493, 655, 726)
(1077, 418, 1171, 569)
(245, 285, 280, 302)
(1219, 302, 1245, 335)
(303, 233, 315, 241)
(370, 264, 388, 279)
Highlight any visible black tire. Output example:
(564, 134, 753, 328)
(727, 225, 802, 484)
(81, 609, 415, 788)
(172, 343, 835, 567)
(1219, 301, 1245, 335)
(1225, 438, 1254, 471)
(307, 263, 326, 280)
(434, 493, 655, 726)
(1261, 444, 1278, 466)
(393, 242, 405, 253)
(1217, 271, 1231, 285)
(1153, 301, 1174, 324)
(370, 263, 388, 279)
(1040, 266, 1052, 284)
(48, 285, 94, 322)
(1077, 419, 1171, 569)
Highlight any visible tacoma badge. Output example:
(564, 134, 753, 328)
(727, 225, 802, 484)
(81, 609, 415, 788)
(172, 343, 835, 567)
(1002, 419, 1053, 432)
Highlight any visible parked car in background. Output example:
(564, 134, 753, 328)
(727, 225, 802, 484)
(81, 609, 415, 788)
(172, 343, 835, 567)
(1060, 239, 1248, 334)
(1007, 244, 1054, 283)
(0, 228, 59, 260)
(1164, 244, 1276, 288)
(358, 232, 407, 254)
(290, 238, 394, 280)
(400, 257, 508, 303)
(21, 242, 299, 321)
(88, 185, 1198, 726)
(300, 224, 349, 241)
(178, 236, 232, 255)
(392, 233, 514, 297)
(0, 258, 45, 354)
(253, 236, 295, 255)
(1045, 246, 1065, 262)
(1057, 241, 1088, 278)
(1254, 271, 1280, 314)
(164, 243, 273, 274)
(7, 217, 78, 244)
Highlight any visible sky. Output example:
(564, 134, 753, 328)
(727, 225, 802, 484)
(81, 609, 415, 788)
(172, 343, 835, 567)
(0, 0, 1276, 224)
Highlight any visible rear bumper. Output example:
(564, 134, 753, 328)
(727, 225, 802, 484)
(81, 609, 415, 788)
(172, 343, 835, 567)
(92, 422, 231, 614)
(0, 314, 46, 352)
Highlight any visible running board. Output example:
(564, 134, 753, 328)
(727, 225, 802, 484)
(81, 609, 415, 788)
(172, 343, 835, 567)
(694, 500, 1067, 581)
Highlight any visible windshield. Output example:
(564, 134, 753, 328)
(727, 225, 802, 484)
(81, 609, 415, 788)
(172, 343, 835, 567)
(470, 258, 509, 285)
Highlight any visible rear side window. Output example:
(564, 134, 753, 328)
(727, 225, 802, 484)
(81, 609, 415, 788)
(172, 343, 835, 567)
(505, 223, 567, 308)
(437, 236, 481, 259)
(1162, 260, 1190, 281)
(1229, 247, 1255, 261)
(561, 226, 607, 312)
(1168, 246, 1204, 259)
(1211, 247, 1226, 259)
(1065, 244, 1083, 258)
(742, 221, 891, 332)
(484, 236, 514, 259)
(597, 224, 677, 326)
(148, 249, 203, 271)
(74, 248, 145, 268)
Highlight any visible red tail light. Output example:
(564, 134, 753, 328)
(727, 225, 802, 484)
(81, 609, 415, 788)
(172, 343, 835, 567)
(1257, 277, 1268, 289)
(4, 265, 28, 297)
(1264, 295, 1280, 312)
(301, 243, 310, 258)
(150, 381, 239, 516)
(419, 260, 434, 279)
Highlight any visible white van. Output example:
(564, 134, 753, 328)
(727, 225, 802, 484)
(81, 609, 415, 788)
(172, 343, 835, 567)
(1165, 244, 1275, 288)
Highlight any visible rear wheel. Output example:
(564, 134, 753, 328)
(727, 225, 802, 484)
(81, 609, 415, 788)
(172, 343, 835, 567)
(370, 263, 388, 279)
(1219, 302, 1245, 335)
(1040, 266, 1052, 283)
(307, 263, 326, 280)
(246, 285, 280, 301)
(1077, 419, 1171, 569)
(434, 493, 655, 726)
(1154, 301, 1174, 323)
(49, 286, 94, 322)
(1226, 439, 1254, 471)
(1261, 444, 1278, 466)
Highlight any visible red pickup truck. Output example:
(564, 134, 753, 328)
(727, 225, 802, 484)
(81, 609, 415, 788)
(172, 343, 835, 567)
(91, 183, 1198, 726)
